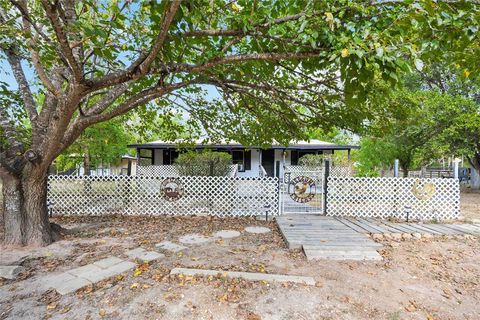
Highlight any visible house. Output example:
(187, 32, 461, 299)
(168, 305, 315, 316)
(128, 139, 359, 178)
(54, 154, 138, 176)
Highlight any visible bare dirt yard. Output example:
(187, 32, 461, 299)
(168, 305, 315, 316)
(1, 214, 479, 320)
(460, 188, 480, 222)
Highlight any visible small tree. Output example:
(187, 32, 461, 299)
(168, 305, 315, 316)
(174, 151, 232, 176)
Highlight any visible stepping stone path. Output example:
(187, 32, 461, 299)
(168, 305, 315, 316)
(41, 257, 136, 295)
(155, 241, 187, 253)
(245, 226, 271, 234)
(171, 267, 315, 286)
(213, 230, 241, 239)
(126, 248, 164, 262)
(178, 233, 213, 245)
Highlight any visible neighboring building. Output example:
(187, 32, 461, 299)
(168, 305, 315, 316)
(54, 154, 138, 176)
(128, 139, 359, 178)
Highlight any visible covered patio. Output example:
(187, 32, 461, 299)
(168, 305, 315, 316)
(128, 139, 359, 178)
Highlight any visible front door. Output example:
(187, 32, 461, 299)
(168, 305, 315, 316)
(261, 149, 275, 177)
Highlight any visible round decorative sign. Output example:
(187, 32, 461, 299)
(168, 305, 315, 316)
(288, 176, 316, 203)
(160, 177, 184, 201)
(412, 180, 436, 200)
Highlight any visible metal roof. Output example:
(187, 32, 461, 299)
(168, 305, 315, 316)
(128, 139, 359, 150)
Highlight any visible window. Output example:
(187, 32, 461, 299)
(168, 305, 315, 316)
(232, 150, 244, 172)
(230, 150, 251, 172)
(138, 148, 153, 165)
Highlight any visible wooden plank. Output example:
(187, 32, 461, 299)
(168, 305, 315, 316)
(405, 224, 442, 235)
(381, 221, 418, 233)
(357, 219, 391, 234)
(437, 224, 476, 235)
(367, 220, 407, 233)
(415, 224, 458, 235)
(334, 218, 369, 233)
(451, 224, 480, 234)
(345, 217, 383, 234)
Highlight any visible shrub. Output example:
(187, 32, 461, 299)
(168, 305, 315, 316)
(298, 154, 326, 167)
(174, 151, 232, 176)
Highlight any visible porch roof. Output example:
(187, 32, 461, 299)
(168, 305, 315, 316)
(128, 139, 359, 150)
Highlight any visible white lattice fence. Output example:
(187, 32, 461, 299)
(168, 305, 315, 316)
(136, 165, 238, 177)
(47, 175, 279, 217)
(284, 165, 324, 183)
(330, 166, 354, 177)
(137, 165, 180, 176)
(326, 177, 460, 220)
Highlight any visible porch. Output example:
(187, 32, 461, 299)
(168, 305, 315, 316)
(127, 139, 358, 178)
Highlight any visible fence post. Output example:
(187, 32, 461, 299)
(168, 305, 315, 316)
(394, 159, 399, 177)
(323, 159, 330, 215)
(453, 158, 460, 180)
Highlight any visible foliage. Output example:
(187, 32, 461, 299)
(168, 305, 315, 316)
(355, 138, 397, 177)
(1, 0, 480, 245)
(298, 154, 326, 167)
(55, 119, 131, 172)
(174, 151, 232, 176)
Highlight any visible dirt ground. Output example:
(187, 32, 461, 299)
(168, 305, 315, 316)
(460, 188, 480, 221)
(1, 215, 479, 320)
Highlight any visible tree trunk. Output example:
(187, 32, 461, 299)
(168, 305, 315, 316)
(83, 145, 91, 176)
(1, 166, 52, 246)
(468, 154, 480, 190)
(22, 167, 52, 246)
(401, 164, 409, 178)
(2, 173, 25, 246)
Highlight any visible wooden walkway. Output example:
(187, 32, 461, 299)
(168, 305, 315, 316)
(335, 217, 480, 236)
(276, 216, 383, 261)
(276, 215, 480, 261)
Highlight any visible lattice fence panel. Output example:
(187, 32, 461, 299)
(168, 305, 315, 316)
(330, 166, 354, 177)
(137, 165, 180, 176)
(47, 175, 279, 217)
(137, 165, 238, 177)
(284, 165, 324, 183)
(326, 177, 460, 220)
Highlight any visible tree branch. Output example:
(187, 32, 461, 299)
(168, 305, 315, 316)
(3, 48, 38, 122)
(41, 0, 83, 82)
(166, 51, 322, 74)
(182, 11, 320, 37)
(90, 0, 181, 90)
(14, 0, 61, 96)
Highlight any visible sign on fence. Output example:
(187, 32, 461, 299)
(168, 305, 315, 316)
(326, 177, 460, 220)
(48, 175, 279, 217)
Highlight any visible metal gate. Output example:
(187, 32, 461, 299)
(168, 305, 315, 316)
(281, 168, 325, 214)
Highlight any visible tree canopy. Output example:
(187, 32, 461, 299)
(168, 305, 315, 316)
(1, 0, 479, 246)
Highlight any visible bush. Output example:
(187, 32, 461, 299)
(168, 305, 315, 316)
(298, 154, 326, 167)
(174, 151, 232, 176)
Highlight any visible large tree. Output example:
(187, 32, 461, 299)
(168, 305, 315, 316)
(0, 0, 477, 246)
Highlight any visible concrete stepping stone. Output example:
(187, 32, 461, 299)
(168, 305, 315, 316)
(0, 265, 25, 280)
(213, 230, 241, 239)
(245, 226, 271, 234)
(171, 267, 315, 286)
(41, 256, 135, 295)
(155, 241, 187, 253)
(178, 233, 213, 245)
(126, 248, 164, 262)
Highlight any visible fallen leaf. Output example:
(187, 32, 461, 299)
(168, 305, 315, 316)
(47, 303, 57, 310)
